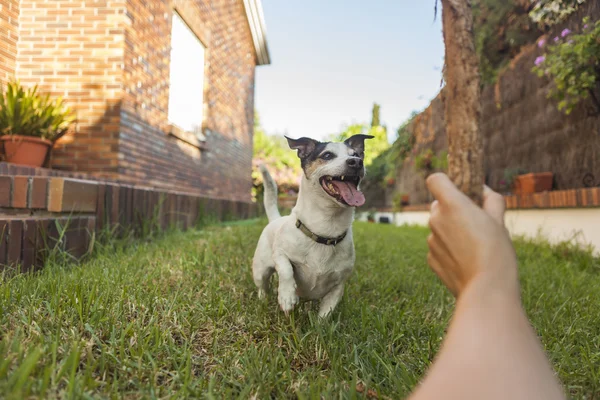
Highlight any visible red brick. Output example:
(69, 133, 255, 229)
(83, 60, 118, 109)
(48, 178, 98, 212)
(108, 184, 120, 227)
(30, 177, 48, 209)
(22, 219, 37, 272)
(96, 184, 106, 231)
(0, 175, 11, 207)
(11, 176, 30, 208)
(0, 220, 7, 266)
(6, 220, 23, 267)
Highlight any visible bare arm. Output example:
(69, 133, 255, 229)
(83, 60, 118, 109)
(409, 173, 564, 400)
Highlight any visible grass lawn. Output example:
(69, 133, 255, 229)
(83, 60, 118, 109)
(1, 220, 599, 399)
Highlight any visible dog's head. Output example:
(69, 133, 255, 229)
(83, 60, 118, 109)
(285, 134, 373, 208)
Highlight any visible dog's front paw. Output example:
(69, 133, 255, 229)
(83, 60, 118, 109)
(278, 286, 299, 316)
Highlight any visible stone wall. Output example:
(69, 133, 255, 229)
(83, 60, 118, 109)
(389, 1, 600, 206)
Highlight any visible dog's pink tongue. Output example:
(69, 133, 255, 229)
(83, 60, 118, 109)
(331, 181, 365, 207)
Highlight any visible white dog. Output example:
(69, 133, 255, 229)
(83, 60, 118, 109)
(252, 134, 373, 317)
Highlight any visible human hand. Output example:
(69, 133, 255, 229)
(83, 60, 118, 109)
(426, 173, 519, 299)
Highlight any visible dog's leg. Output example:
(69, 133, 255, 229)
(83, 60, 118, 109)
(273, 253, 298, 315)
(253, 261, 275, 299)
(318, 284, 344, 318)
(252, 236, 275, 299)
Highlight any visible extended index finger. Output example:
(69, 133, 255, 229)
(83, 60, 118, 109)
(426, 173, 469, 207)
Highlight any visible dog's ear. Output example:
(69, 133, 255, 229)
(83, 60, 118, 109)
(344, 134, 374, 155)
(285, 136, 320, 159)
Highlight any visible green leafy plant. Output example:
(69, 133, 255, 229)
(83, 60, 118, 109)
(415, 149, 448, 177)
(0, 80, 75, 141)
(392, 193, 405, 212)
(432, 150, 449, 172)
(529, 0, 587, 28)
(473, 0, 542, 84)
(366, 209, 376, 222)
(499, 167, 527, 191)
(389, 112, 417, 163)
(415, 149, 434, 175)
(252, 112, 301, 201)
(532, 18, 600, 114)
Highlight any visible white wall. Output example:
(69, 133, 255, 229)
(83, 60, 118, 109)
(358, 209, 600, 254)
(504, 209, 600, 254)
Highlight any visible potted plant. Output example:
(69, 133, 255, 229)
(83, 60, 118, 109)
(367, 209, 376, 223)
(499, 167, 526, 194)
(400, 193, 410, 206)
(513, 172, 554, 195)
(0, 80, 74, 167)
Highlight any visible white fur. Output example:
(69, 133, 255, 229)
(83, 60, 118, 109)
(252, 142, 362, 318)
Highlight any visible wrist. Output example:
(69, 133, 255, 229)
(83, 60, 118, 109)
(458, 273, 521, 309)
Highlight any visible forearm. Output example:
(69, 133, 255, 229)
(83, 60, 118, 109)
(411, 282, 564, 400)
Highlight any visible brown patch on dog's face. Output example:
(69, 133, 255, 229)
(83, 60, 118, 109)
(302, 142, 333, 178)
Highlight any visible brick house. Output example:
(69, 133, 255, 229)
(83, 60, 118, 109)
(0, 0, 269, 202)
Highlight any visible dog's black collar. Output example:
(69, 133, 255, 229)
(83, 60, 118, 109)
(295, 219, 347, 246)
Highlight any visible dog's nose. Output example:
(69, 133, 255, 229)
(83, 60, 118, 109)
(346, 157, 363, 168)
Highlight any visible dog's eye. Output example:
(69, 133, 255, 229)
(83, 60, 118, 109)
(320, 152, 335, 160)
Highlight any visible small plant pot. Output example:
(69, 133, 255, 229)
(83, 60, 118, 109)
(513, 172, 553, 195)
(1, 135, 52, 167)
(401, 194, 410, 206)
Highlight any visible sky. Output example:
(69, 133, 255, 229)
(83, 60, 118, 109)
(254, 1, 446, 142)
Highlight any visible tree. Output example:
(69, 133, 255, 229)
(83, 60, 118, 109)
(330, 123, 389, 167)
(441, 0, 484, 205)
(371, 103, 381, 127)
(252, 112, 301, 197)
(330, 103, 389, 167)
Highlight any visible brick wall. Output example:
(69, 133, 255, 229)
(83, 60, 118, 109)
(1, 0, 259, 203)
(0, 0, 19, 85)
(119, 0, 257, 202)
(0, 164, 260, 272)
(14, 0, 125, 176)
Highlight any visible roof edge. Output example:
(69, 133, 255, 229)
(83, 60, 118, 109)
(242, 0, 271, 65)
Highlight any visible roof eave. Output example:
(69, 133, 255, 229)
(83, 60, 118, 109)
(242, 0, 271, 66)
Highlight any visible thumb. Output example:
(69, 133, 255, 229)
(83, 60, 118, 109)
(482, 186, 506, 226)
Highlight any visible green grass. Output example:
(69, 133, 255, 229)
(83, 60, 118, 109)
(1, 221, 599, 399)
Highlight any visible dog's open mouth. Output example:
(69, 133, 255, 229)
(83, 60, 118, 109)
(320, 175, 365, 207)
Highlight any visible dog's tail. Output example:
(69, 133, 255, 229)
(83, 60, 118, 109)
(260, 165, 281, 222)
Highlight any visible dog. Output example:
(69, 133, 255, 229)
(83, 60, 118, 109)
(252, 134, 373, 317)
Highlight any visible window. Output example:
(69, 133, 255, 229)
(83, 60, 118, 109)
(168, 12, 205, 137)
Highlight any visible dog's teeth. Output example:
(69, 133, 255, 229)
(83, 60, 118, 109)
(341, 176, 345, 181)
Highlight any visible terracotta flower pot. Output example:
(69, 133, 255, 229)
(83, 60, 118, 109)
(401, 194, 410, 206)
(513, 172, 553, 195)
(1, 135, 53, 167)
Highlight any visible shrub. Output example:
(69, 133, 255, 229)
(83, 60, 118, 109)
(529, 0, 587, 28)
(532, 18, 600, 114)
